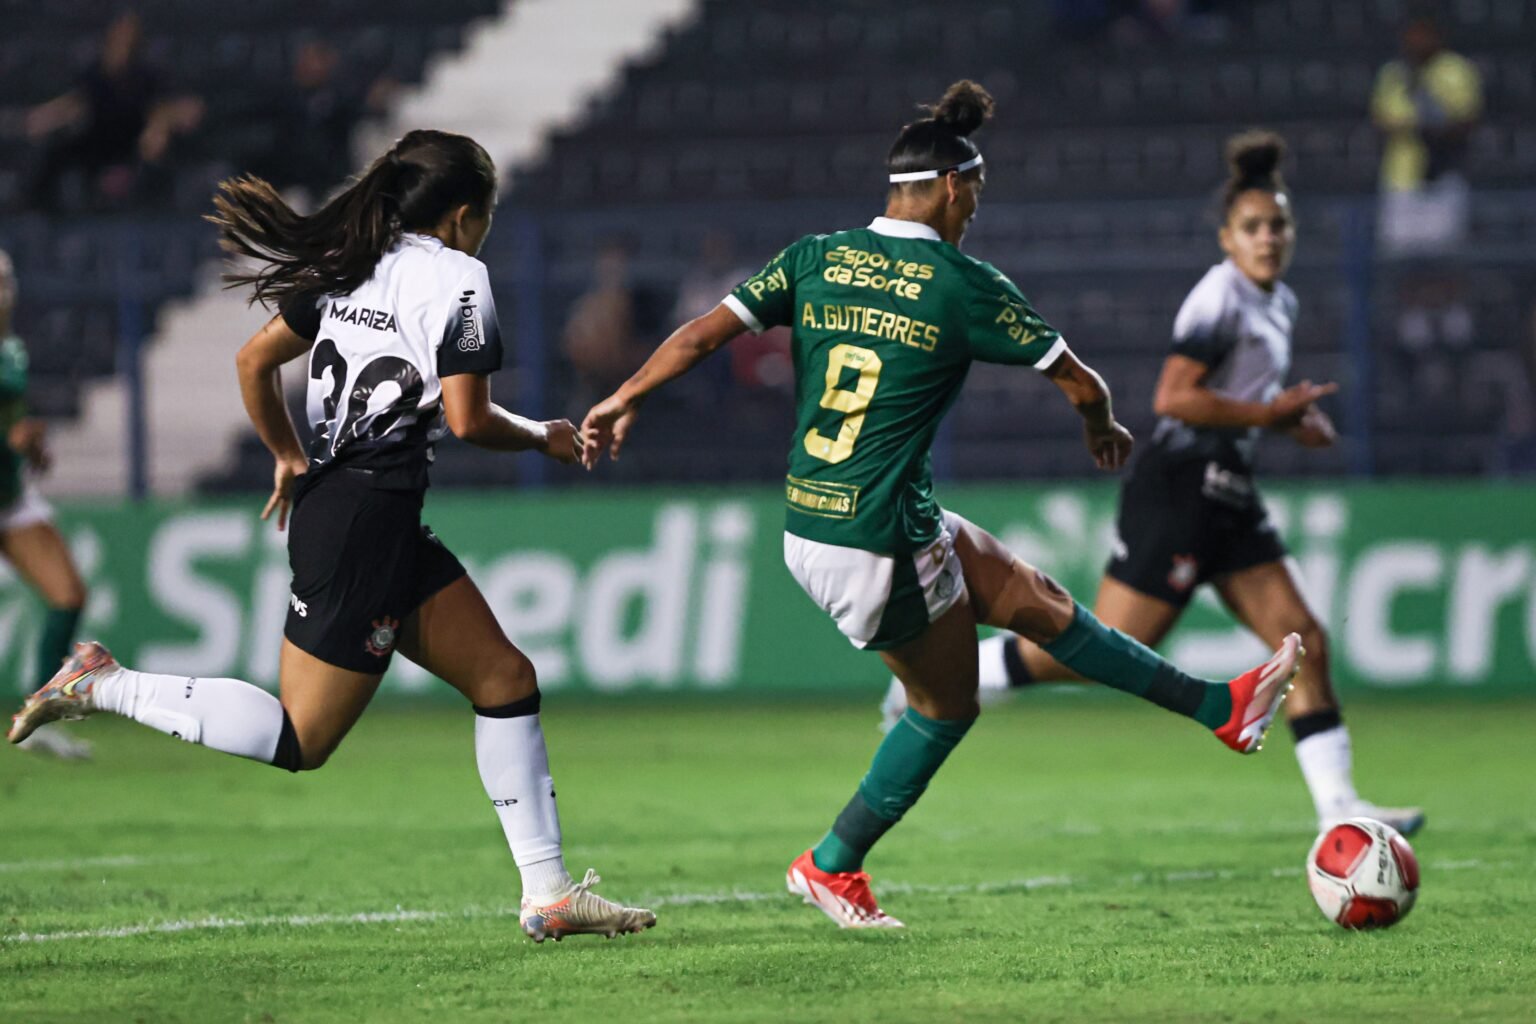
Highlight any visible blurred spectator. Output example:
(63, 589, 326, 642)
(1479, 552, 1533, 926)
(671, 231, 750, 325)
(248, 39, 396, 208)
(24, 11, 204, 213)
(670, 231, 754, 397)
(1371, 13, 1483, 256)
(561, 240, 667, 406)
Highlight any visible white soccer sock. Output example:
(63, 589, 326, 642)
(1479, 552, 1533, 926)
(1294, 725, 1360, 822)
(474, 711, 572, 904)
(91, 668, 285, 763)
(977, 634, 1013, 692)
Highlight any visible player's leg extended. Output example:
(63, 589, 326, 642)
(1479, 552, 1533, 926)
(397, 575, 654, 941)
(1214, 561, 1423, 834)
(879, 562, 1186, 727)
(1010, 577, 1181, 684)
(3, 520, 91, 758)
(8, 634, 370, 771)
(953, 515, 1299, 751)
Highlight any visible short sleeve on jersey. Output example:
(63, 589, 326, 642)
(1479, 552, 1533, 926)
(1170, 280, 1235, 367)
(965, 268, 1065, 369)
(437, 263, 504, 377)
(279, 292, 325, 341)
(724, 238, 810, 334)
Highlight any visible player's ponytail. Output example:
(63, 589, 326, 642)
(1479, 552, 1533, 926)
(887, 80, 995, 187)
(1221, 130, 1289, 219)
(210, 129, 497, 307)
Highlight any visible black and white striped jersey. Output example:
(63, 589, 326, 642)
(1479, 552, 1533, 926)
(1150, 258, 1296, 470)
(280, 233, 503, 490)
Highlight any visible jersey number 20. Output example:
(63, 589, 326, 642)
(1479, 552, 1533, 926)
(804, 343, 883, 465)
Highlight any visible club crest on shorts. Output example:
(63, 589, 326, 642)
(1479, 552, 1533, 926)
(935, 568, 957, 601)
(1168, 554, 1199, 593)
(365, 616, 400, 657)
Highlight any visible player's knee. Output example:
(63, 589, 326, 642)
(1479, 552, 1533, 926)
(471, 646, 539, 708)
(1007, 566, 1076, 645)
(276, 713, 341, 772)
(296, 730, 341, 771)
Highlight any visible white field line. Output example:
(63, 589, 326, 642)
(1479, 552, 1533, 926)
(0, 859, 1500, 946)
(0, 853, 203, 874)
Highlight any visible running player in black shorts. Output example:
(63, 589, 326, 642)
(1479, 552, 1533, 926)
(8, 130, 654, 942)
(882, 131, 1423, 836)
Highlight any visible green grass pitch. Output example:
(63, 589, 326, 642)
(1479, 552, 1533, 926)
(2, 695, 1533, 1023)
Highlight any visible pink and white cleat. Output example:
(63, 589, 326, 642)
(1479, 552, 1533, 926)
(7, 641, 119, 746)
(786, 849, 903, 929)
(518, 869, 656, 943)
(1214, 633, 1303, 754)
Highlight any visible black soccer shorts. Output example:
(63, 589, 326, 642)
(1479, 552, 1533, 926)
(1105, 447, 1287, 608)
(283, 469, 466, 672)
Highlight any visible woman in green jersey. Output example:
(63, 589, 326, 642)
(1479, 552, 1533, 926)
(0, 249, 92, 760)
(583, 82, 1303, 929)
(880, 132, 1423, 839)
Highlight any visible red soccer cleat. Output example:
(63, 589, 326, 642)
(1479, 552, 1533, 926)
(786, 848, 903, 929)
(1213, 632, 1303, 753)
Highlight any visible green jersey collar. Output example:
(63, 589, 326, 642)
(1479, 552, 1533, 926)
(867, 217, 942, 242)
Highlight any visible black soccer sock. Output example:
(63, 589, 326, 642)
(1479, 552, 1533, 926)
(1002, 635, 1035, 688)
(1290, 708, 1343, 743)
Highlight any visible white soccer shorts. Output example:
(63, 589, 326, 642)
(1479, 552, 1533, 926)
(784, 510, 968, 650)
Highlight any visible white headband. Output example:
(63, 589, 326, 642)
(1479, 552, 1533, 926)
(888, 154, 984, 183)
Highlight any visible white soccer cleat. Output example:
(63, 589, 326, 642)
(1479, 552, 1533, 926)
(1213, 633, 1302, 753)
(1324, 802, 1426, 838)
(786, 849, 903, 929)
(8, 641, 119, 746)
(15, 724, 94, 761)
(518, 869, 656, 943)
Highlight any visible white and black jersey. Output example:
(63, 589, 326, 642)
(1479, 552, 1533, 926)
(280, 233, 503, 490)
(1150, 258, 1297, 470)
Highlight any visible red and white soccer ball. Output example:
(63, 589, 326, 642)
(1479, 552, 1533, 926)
(1306, 817, 1420, 929)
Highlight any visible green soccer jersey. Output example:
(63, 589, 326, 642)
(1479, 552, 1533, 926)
(0, 335, 28, 507)
(725, 217, 1065, 555)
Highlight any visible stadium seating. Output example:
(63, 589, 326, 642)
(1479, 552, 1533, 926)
(0, 2, 499, 420)
(449, 0, 1535, 487)
(27, 0, 1532, 489)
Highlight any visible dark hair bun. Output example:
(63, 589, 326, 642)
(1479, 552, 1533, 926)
(927, 80, 995, 137)
(1226, 130, 1286, 186)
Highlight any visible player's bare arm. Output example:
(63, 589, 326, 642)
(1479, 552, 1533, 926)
(581, 302, 746, 466)
(1153, 352, 1337, 431)
(1042, 348, 1133, 471)
(440, 373, 584, 464)
(234, 315, 311, 529)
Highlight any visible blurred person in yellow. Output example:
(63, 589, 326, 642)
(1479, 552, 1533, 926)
(1371, 11, 1482, 255)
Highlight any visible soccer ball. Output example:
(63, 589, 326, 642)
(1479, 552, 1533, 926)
(1306, 816, 1419, 929)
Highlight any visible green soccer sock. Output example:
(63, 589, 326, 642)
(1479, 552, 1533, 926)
(34, 606, 82, 688)
(1043, 602, 1231, 730)
(812, 707, 975, 874)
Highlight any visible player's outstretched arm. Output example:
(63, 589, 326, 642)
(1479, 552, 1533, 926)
(441, 373, 585, 464)
(580, 303, 747, 467)
(235, 315, 313, 529)
(1042, 347, 1133, 471)
(1153, 353, 1337, 431)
